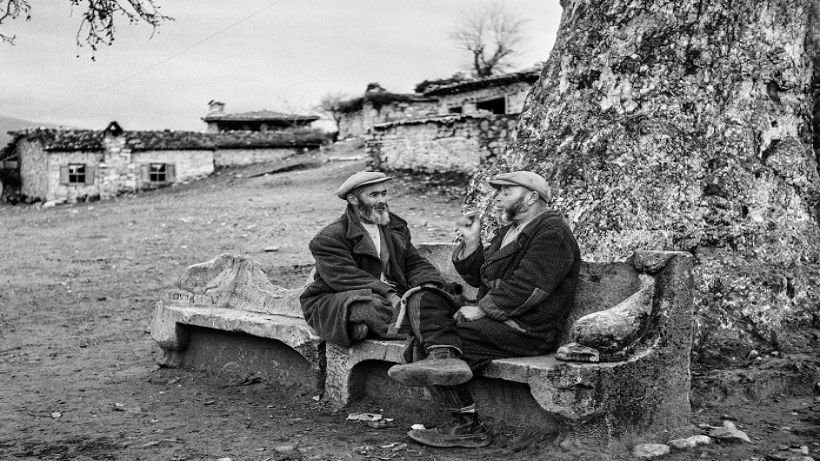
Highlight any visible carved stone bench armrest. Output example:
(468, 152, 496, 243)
(557, 251, 692, 363)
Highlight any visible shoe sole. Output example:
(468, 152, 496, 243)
(407, 429, 493, 448)
(387, 361, 473, 387)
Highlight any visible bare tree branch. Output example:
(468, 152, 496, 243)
(0, 0, 171, 56)
(449, 2, 529, 77)
(315, 92, 352, 141)
(0, 0, 30, 45)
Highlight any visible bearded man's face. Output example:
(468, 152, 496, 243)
(494, 185, 529, 225)
(351, 183, 390, 226)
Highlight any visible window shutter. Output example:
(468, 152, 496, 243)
(85, 166, 96, 185)
(166, 164, 176, 183)
(59, 166, 69, 185)
(140, 164, 150, 183)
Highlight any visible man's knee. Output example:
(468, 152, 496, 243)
(412, 289, 459, 314)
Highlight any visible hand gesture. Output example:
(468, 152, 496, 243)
(455, 211, 481, 254)
(454, 304, 487, 323)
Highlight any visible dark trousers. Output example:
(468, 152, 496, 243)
(405, 289, 559, 413)
(408, 290, 558, 371)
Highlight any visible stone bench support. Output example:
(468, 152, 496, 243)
(151, 303, 324, 392)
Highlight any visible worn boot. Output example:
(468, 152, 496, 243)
(387, 346, 472, 387)
(407, 412, 493, 448)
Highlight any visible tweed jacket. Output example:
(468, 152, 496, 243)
(300, 205, 443, 345)
(453, 210, 580, 338)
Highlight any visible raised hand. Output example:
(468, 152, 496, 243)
(455, 211, 481, 254)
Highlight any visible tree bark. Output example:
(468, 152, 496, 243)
(468, 0, 820, 356)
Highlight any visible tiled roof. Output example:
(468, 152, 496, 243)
(420, 68, 542, 96)
(7, 128, 107, 151)
(126, 130, 215, 151)
(202, 110, 319, 123)
(5, 127, 327, 152)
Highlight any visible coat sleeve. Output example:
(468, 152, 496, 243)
(451, 242, 484, 288)
(477, 229, 576, 321)
(309, 231, 395, 298)
(402, 228, 445, 287)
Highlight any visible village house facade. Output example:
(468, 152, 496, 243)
(360, 66, 542, 174)
(337, 84, 439, 139)
(3, 121, 326, 203)
(418, 68, 539, 116)
(338, 67, 540, 141)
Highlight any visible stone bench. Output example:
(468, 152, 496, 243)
(150, 244, 694, 442)
(150, 255, 324, 393)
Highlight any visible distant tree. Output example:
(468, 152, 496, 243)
(0, 0, 171, 55)
(449, 2, 529, 78)
(316, 92, 351, 141)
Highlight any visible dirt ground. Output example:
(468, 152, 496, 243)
(1, 141, 818, 461)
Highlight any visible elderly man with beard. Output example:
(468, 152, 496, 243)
(299, 171, 445, 347)
(387, 170, 581, 449)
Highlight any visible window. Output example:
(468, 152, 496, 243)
(68, 164, 86, 183)
(142, 163, 175, 185)
(60, 163, 95, 185)
(476, 96, 506, 114)
(149, 163, 167, 183)
(448, 106, 463, 114)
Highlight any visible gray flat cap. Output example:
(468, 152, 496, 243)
(335, 171, 392, 199)
(488, 170, 551, 201)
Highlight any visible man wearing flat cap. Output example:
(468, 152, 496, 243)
(388, 170, 581, 449)
(299, 171, 445, 347)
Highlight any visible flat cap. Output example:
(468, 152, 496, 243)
(488, 170, 551, 202)
(336, 171, 392, 199)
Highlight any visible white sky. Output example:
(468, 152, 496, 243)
(0, 1, 562, 132)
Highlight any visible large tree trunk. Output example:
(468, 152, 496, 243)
(468, 0, 820, 358)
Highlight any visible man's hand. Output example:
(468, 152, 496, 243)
(455, 211, 481, 255)
(454, 304, 486, 323)
(387, 292, 402, 310)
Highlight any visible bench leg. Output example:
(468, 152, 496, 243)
(150, 301, 190, 367)
(324, 342, 363, 408)
(293, 342, 326, 397)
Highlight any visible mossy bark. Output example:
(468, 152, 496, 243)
(468, 0, 820, 356)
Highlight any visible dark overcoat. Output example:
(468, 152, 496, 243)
(453, 210, 581, 343)
(300, 205, 443, 346)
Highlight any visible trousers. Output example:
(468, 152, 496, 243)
(403, 288, 560, 412)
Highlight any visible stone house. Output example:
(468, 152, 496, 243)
(365, 66, 543, 174)
(203, 100, 319, 133)
(337, 83, 439, 139)
(417, 67, 540, 116)
(338, 67, 540, 141)
(4, 121, 325, 203)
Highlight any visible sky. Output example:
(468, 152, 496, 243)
(0, 1, 562, 132)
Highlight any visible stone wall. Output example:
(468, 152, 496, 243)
(338, 100, 439, 139)
(132, 150, 214, 185)
(435, 81, 533, 114)
(213, 148, 303, 167)
(46, 151, 106, 202)
(19, 141, 53, 200)
(367, 114, 517, 174)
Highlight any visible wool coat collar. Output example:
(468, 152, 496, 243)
(484, 209, 561, 265)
